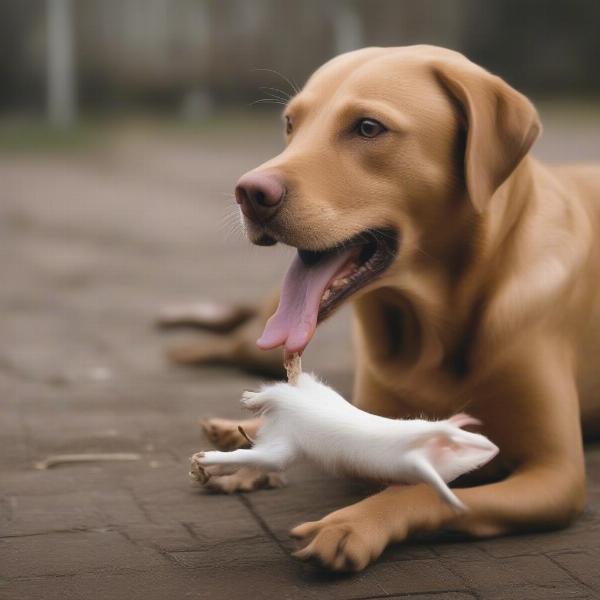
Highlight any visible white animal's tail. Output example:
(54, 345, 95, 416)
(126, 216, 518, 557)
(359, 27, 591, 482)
(413, 456, 467, 512)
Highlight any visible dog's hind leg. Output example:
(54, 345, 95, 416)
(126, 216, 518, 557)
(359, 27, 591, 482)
(199, 386, 285, 451)
(157, 301, 256, 333)
(162, 290, 284, 378)
(200, 416, 262, 451)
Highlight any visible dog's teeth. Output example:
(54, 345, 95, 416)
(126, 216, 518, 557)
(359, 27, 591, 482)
(322, 289, 332, 301)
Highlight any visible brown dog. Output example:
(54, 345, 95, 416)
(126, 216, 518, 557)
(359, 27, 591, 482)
(166, 46, 600, 571)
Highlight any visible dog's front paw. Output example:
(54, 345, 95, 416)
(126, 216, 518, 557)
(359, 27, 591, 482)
(290, 506, 390, 572)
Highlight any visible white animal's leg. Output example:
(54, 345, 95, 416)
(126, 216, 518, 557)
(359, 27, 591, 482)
(413, 457, 467, 513)
(195, 446, 293, 473)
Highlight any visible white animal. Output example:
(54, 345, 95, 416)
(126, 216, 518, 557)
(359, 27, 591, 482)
(190, 373, 499, 511)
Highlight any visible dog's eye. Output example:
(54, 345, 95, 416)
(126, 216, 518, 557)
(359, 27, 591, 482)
(285, 115, 293, 135)
(357, 118, 386, 138)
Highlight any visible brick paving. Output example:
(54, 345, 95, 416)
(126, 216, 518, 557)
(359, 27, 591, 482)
(1, 111, 599, 600)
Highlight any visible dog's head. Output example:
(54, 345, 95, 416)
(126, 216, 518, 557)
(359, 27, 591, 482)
(235, 46, 541, 353)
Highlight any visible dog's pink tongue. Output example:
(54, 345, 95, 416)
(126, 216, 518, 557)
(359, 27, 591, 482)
(257, 250, 352, 353)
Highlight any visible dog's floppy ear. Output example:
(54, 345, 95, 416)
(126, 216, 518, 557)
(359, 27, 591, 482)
(433, 60, 541, 212)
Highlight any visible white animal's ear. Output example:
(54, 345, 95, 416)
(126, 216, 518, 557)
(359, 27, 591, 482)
(433, 59, 541, 212)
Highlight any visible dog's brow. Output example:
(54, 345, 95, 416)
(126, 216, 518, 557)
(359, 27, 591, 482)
(337, 100, 411, 132)
(285, 95, 310, 117)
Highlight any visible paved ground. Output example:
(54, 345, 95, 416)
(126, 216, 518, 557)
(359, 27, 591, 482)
(1, 108, 600, 600)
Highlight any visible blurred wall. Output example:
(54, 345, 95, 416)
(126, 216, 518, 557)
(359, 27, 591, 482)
(1, 0, 599, 115)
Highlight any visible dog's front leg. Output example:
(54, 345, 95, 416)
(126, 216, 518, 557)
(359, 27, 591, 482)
(292, 348, 586, 571)
(292, 459, 583, 572)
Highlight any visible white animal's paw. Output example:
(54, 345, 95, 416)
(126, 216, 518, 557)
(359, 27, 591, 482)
(240, 389, 267, 412)
(240, 389, 258, 403)
(189, 450, 243, 483)
(241, 382, 303, 411)
(189, 452, 210, 484)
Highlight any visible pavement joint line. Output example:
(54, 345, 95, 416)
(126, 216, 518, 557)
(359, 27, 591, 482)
(548, 549, 595, 557)
(0, 497, 15, 522)
(544, 552, 598, 594)
(237, 494, 290, 557)
(0, 526, 108, 539)
(327, 590, 478, 600)
(3, 565, 177, 583)
(123, 486, 157, 525)
(432, 555, 482, 600)
(164, 533, 267, 553)
(180, 521, 200, 540)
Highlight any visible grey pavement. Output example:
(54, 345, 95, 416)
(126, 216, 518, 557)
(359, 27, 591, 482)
(1, 108, 599, 600)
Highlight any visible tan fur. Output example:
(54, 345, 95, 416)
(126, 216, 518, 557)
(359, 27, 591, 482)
(174, 46, 600, 570)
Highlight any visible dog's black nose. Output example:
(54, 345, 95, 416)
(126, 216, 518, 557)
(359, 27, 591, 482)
(235, 171, 285, 222)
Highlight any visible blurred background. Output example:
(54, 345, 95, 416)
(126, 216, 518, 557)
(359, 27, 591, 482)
(1, 0, 599, 382)
(3, 0, 600, 121)
(1, 4, 600, 592)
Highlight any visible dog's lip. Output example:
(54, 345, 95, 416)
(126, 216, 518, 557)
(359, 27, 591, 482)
(256, 227, 399, 353)
(312, 228, 399, 322)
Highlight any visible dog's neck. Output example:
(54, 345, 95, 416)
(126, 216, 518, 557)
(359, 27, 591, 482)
(352, 156, 543, 388)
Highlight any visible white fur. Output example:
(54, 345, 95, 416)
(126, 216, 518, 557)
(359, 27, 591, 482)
(192, 373, 499, 511)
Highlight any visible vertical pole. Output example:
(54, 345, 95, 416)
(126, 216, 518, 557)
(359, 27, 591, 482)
(333, 1, 363, 55)
(47, 0, 76, 127)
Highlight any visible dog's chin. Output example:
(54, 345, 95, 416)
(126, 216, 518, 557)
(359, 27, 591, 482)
(251, 232, 278, 246)
(245, 224, 278, 246)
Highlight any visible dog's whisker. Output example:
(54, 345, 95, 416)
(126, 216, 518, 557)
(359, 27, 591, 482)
(252, 67, 300, 97)
(258, 88, 290, 103)
(259, 86, 292, 102)
(250, 98, 288, 107)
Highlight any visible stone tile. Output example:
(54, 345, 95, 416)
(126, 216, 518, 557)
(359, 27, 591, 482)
(0, 568, 194, 600)
(475, 510, 600, 558)
(370, 559, 466, 595)
(120, 522, 199, 553)
(547, 549, 600, 594)
(0, 530, 167, 578)
(0, 488, 152, 537)
(167, 535, 282, 570)
(441, 554, 589, 599)
(1, 566, 313, 600)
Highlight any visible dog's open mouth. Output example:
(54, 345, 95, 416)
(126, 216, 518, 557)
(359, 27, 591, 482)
(257, 229, 398, 353)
